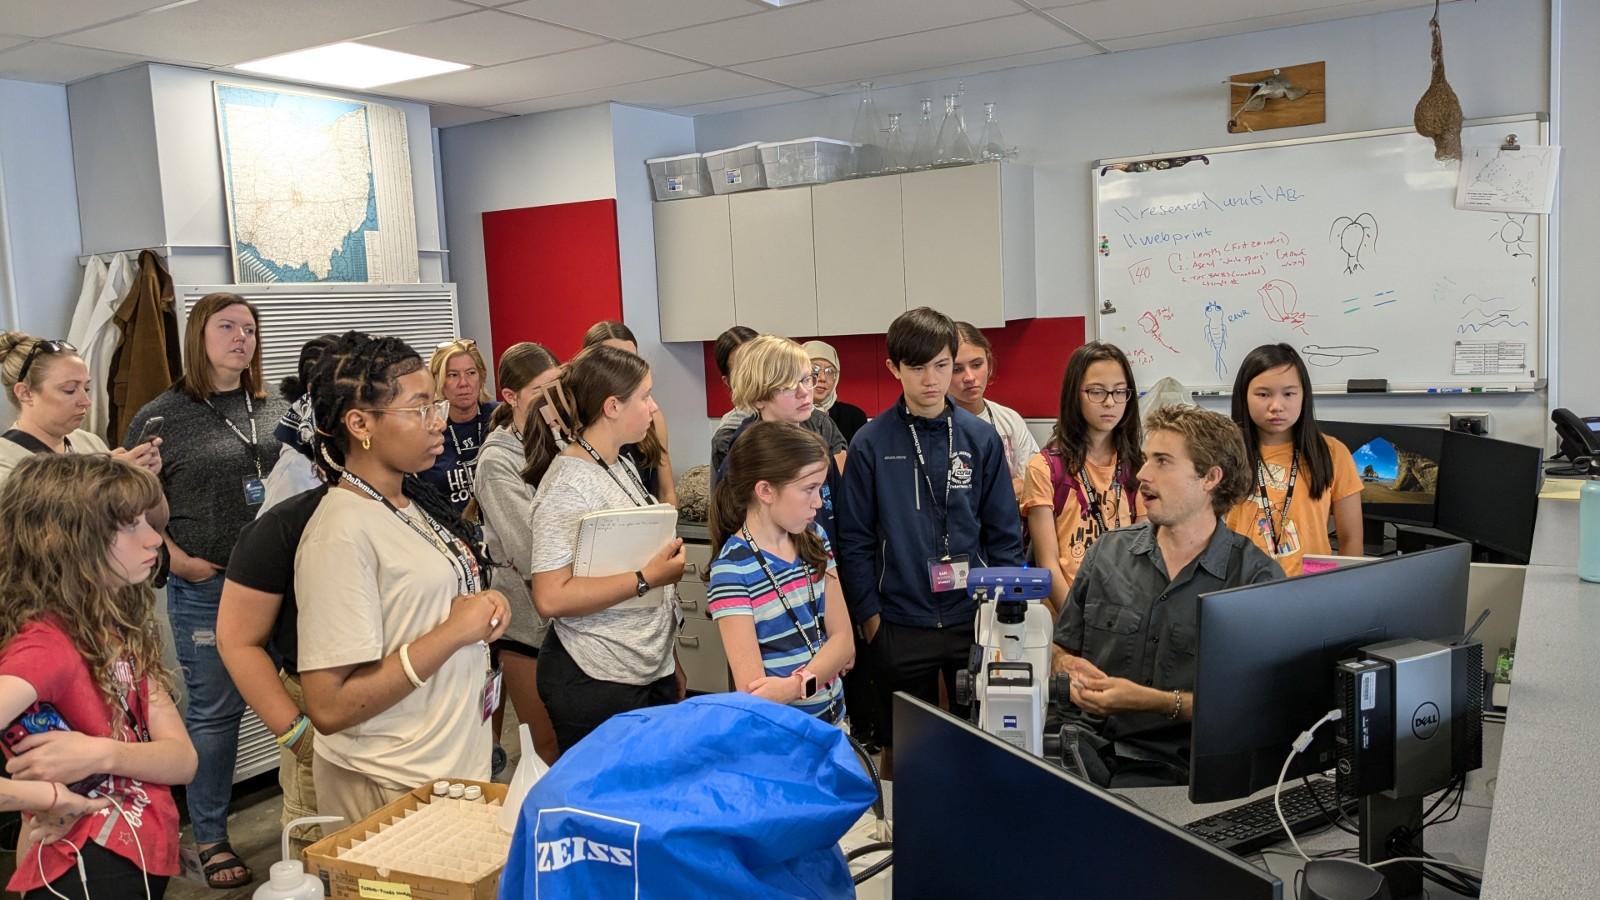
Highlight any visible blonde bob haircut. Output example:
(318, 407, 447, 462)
(428, 338, 492, 404)
(730, 335, 813, 411)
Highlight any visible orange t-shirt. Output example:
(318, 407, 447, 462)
(1021, 452, 1143, 592)
(1225, 434, 1363, 576)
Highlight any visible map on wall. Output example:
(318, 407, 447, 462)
(214, 83, 420, 283)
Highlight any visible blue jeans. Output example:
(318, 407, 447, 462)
(167, 572, 245, 845)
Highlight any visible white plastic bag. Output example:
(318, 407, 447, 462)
(497, 723, 550, 834)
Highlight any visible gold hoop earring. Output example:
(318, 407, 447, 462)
(362, 436, 372, 450)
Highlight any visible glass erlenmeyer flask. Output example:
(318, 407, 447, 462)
(849, 81, 883, 177)
(934, 93, 974, 167)
(908, 98, 937, 170)
(977, 101, 1013, 162)
(882, 112, 907, 173)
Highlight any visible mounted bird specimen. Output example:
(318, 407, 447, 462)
(1226, 69, 1308, 131)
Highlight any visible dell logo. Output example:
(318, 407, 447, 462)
(1412, 701, 1441, 740)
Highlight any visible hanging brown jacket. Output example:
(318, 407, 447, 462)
(106, 250, 182, 443)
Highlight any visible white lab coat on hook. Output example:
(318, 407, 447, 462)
(67, 251, 135, 438)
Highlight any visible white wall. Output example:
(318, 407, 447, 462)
(0, 79, 83, 339)
(1555, 0, 1599, 416)
(694, 0, 1556, 445)
(437, 104, 617, 350)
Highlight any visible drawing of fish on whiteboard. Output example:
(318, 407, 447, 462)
(1258, 279, 1313, 335)
(1203, 301, 1229, 379)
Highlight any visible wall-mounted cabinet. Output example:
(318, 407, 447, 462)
(653, 163, 1033, 341)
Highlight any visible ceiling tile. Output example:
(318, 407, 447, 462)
(0, 0, 187, 39)
(500, 0, 766, 40)
(808, 44, 1099, 95)
(384, 41, 703, 106)
(427, 103, 511, 127)
(486, 88, 617, 115)
(489, 68, 780, 116)
(671, 88, 820, 117)
(60, 0, 468, 66)
(0, 41, 148, 83)
(360, 10, 604, 66)
(0, 34, 29, 53)
(1090, 0, 1428, 50)
(634, 0, 1026, 67)
(735, 14, 1078, 87)
(1042, 0, 1424, 41)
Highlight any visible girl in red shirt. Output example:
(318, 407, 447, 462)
(0, 454, 197, 899)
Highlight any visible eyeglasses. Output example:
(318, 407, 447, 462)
(361, 399, 450, 426)
(792, 373, 819, 394)
(437, 338, 477, 352)
(16, 339, 77, 381)
(815, 365, 838, 378)
(1083, 387, 1134, 404)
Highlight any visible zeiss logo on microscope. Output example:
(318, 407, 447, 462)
(533, 807, 640, 896)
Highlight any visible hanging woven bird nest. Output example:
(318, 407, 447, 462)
(1414, 1, 1463, 160)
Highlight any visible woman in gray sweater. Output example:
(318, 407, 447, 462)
(472, 342, 561, 765)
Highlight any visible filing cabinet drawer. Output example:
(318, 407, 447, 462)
(677, 616, 732, 694)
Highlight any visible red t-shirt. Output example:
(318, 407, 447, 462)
(0, 618, 180, 891)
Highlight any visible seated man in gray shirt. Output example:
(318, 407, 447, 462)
(1052, 404, 1283, 787)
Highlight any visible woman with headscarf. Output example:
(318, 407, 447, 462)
(802, 341, 867, 445)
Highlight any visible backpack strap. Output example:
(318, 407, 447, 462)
(1044, 447, 1090, 520)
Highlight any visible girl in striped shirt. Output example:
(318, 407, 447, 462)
(707, 422, 854, 723)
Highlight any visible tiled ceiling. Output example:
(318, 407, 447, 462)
(0, 0, 1448, 122)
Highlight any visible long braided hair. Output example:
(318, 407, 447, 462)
(306, 331, 487, 567)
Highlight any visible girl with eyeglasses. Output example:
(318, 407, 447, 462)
(421, 339, 497, 515)
(802, 340, 868, 446)
(1223, 344, 1363, 576)
(1021, 342, 1145, 615)
(708, 422, 853, 725)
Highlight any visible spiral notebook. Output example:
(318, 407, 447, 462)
(572, 503, 680, 611)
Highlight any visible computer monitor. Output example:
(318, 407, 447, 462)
(893, 694, 1282, 900)
(1434, 431, 1543, 562)
(1320, 421, 1445, 528)
(1189, 543, 1469, 804)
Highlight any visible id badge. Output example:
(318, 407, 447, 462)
(242, 476, 266, 507)
(481, 668, 503, 723)
(928, 554, 971, 593)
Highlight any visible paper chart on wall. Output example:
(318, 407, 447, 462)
(1455, 144, 1560, 215)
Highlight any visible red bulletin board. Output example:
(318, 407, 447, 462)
(702, 316, 1087, 418)
(482, 199, 623, 367)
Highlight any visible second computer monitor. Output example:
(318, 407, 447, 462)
(1320, 421, 1445, 528)
(1434, 430, 1543, 562)
(1189, 543, 1470, 804)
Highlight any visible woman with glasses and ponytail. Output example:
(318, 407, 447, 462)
(294, 333, 510, 824)
(526, 344, 687, 752)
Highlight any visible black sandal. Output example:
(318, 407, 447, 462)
(198, 841, 253, 889)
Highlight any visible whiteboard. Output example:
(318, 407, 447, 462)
(1093, 118, 1545, 393)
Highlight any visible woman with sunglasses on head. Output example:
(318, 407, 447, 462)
(421, 339, 497, 515)
(121, 292, 286, 889)
(802, 340, 868, 446)
(0, 453, 198, 900)
(580, 322, 678, 507)
(294, 333, 509, 824)
(1020, 343, 1144, 616)
(0, 333, 163, 487)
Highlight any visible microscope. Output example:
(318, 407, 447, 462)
(955, 568, 1070, 757)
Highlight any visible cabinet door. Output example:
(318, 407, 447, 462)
(813, 175, 907, 335)
(678, 616, 732, 694)
(653, 196, 734, 342)
(901, 164, 1004, 327)
(730, 188, 819, 336)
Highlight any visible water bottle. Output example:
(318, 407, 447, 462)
(253, 815, 343, 900)
(1580, 458, 1600, 583)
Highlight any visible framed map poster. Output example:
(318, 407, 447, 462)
(214, 83, 420, 283)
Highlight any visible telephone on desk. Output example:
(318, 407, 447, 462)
(1553, 408, 1600, 463)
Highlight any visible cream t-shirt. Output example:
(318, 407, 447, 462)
(0, 428, 111, 485)
(295, 487, 491, 789)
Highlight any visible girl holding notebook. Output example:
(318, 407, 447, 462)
(525, 345, 687, 752)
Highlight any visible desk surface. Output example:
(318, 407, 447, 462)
(1527, 490, 1577, 568)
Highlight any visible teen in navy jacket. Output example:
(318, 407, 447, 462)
(837, 307, 1025, 761)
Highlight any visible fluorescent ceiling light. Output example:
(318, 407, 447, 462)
(235, 42, 468, 89)
(755, 0, 821, 6)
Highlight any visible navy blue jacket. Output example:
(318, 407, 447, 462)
(713, 414, 845, 547)
(838, 397, 1025, 628)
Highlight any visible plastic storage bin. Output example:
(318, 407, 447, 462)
(645, 152, 710, 201)
(758, 137, 855, 187)
(703, 142, 766, 194)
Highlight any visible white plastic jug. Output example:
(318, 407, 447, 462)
(253, 815, 343, 900)
(497, 723, 550, 834)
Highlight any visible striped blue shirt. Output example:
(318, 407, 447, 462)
(707, 525, 843, 721)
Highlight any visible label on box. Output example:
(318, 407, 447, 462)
(1360, 671, 1376, 711)
(725, 169, 742, 185)
(666, 177, 682, 192)
(358, 879, 412, 899)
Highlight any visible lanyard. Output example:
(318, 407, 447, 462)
(1254, 452, 1299, 555)
(203, 393, 263, 479)
(1079, 460, 1124, 534)
(906, 413, 955, 558)
(341, 470, 482, 594)
(575, 435, 654, 507)
(739, 527, 839, 721)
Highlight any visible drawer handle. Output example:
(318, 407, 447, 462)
(678, 635, 700, 649)
(685, 563, 702, 578)
(678, 597, 700, 611)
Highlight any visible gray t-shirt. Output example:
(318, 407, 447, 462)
(528, 453, 676, 685)
(474, 427, 548, 650)
(710, 408, 846, 474)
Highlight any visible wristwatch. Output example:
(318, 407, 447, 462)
(635, 570, 651, 597)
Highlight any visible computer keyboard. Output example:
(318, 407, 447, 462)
(1183, 779, 1357, 857)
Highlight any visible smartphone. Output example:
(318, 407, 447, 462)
(135, 416, 164, 445)
(2, 703, 112, 797)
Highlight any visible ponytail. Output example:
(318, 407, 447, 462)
(708, 421, 830, 575)
(521, 345, 649, 487)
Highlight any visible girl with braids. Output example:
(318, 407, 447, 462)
(526, 344, 687, 752)
(471, 342, 561, 765)
(294, 333, 510, 824)
(0, 454, 197, 898)
(258, 334, 339, 512)
(1021, 342, 1145, 616)
(580, 321, 678, 506)
(707, 422, 854, 723)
